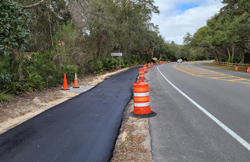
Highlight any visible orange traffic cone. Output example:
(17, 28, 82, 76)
(62, 73, 69, 90)
(73, 73, 79, 88)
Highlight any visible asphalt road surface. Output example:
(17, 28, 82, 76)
(0, 67, 139, 162)
(147, 62, 250, 162)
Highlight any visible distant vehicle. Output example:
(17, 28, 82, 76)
(177, 59, 183, 63)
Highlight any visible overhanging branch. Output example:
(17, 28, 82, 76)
(22, 0, 45, 9)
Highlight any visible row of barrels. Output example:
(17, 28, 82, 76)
(133, 61, 169, 115)
(235, 65, 250, 73)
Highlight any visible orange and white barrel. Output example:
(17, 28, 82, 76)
(133, 80, 151, 114)
(143, 64, 147, 73)
(148, 63, 151, 68)
(156, 61, 158, 65)
(235, 65, 239, 71)
(151, 62, 153, 67)
(139, 68, 145, 79)
(247, 66, 250, 73)
(168, 60, 170, 63)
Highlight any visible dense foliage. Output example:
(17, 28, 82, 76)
(0, 0, 30, 56)
(0, 0, 175, 101)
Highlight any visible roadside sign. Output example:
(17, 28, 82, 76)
(111, 53, 122, 69)
(111, 53, 122, 57)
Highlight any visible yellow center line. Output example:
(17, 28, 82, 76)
(173, 64, 250, 85)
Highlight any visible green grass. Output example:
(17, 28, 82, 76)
(0, 91, 13, 103)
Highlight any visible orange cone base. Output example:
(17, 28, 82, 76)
(61, 88, 69, 90)
(134, 106, 151, 115)
(73, 86, 80, 88)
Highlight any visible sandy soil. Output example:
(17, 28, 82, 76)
(111, 100, 152, 162)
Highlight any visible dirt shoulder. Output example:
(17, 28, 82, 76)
(111, 100, 152, 162)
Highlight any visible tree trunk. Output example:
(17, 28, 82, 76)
(227, 47, 231, 60)
(232, 43, 235, 58)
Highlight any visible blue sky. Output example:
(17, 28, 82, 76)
(178, 3, 198, 11)
(151, 0, 224, 44)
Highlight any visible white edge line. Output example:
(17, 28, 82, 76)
(157, 66, 250, 151)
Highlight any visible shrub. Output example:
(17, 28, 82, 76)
(0, 91, 13, 103)
(24, 72, 44, 91)
(52, 22, 78, 70)
(103, 58, 113, 71)
(0, 56, 23, 93)
(228, 57, 242, 63)
(220, 58, 226, 62)
(63, 65, 77, 82)
(23, 52, 62, 87)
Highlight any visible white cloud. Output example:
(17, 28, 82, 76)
(151, 0, 224, 44)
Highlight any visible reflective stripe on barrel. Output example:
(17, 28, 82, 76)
(235, 65, 239, 71)
(148, 63, 151, 68)
(134, 92, 149, 96)
(139, 68, 145, 79)
(143, 64, 147, 73)
(134, 102, 150, 107)
(247, 66, 250, 73)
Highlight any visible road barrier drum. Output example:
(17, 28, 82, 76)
(247, 66, 250, 73)
(160, 61, 161, 64)
(143, 64, 147, 73)
(139, 68, 145, 79)
(151, 62, 153, 67)
(148, 63, 151, 68)
(235, 65, 239, 71)
(168, 60, 170, 63)
(156, 61, 158, 65)
(133, 80, 151, 114)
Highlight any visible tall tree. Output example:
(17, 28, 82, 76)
(17, 0, 71, 51)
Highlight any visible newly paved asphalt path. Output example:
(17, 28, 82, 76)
(147, 62, 250, 162)
(0, 67, 139, 162)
